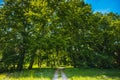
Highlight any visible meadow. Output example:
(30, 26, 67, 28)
(64, 68, 120, 80)
(0, 68, 120, 80)
(0, 68, 54, 80)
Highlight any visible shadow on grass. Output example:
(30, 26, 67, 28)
(64, 68, 120, 79)
(6, 68, 55, 80)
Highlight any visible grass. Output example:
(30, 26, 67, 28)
(64, 68, 120, 80)
(0, 68, 54, 80)
(0, 68, 120, 80)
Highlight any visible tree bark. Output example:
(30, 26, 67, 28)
(17, 47, 25, 71)
(28, 54, 35, 69)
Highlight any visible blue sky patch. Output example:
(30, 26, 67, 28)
(85, 0, 120, 14)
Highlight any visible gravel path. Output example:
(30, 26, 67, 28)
(52, 70, 59, 80)
(61, 70, 68, 80)
(52, 68, 68, 80)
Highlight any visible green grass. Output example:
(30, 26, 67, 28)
(1, 68, 120, 80)
(64, 68, 120, 80)
(0, 68, 54, 80)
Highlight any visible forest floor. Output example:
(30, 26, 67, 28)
(0, 68, 120, 80)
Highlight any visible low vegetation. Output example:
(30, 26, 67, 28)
(64, 68, 120, 80)
(0, 68, 54, 80)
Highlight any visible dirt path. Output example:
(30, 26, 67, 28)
(61, 70, 68, 80)
(52, 70, 59, 80)
(52, 68, 68, 80)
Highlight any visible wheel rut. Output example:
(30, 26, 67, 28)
(52, 68, 68, 80)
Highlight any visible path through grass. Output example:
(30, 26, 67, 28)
(1, 68, 120, 80)
(64, 68, 120, 80)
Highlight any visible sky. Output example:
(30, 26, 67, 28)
(85, 0, 120, 14)
(0, 0, 120, 14)
(0, 0, 3, 4)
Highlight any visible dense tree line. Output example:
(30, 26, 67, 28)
(0, 0, 120, 72)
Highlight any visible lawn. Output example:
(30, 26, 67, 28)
(64, 68, 120, 80)
(0, 68, 54, 80)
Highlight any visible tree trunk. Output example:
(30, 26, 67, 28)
(28, 54, 35, 69)
(17, 49, 25, 71)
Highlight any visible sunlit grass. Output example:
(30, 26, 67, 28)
(1, 67, 120, 80)
(64, 68, 120, 80)
(0, 68, 54, 80)
(0, 73, 6, 80)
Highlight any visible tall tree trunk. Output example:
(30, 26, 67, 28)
(17, 47, 25, 71)
(117, 50, 120, 67)
(28, 54, 35, 69)
(28, 48, 37, 69)
(17, 32, 27, 71)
